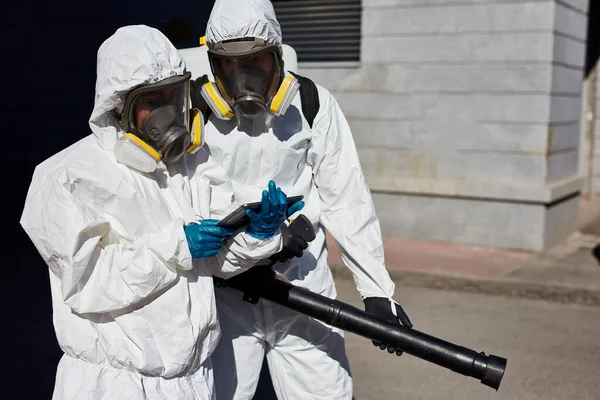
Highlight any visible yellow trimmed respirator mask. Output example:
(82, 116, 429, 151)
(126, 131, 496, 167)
(201, 38, 299, 120)
(114, 72, 205, 173)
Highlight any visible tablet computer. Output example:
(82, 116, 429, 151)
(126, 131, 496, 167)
(217, 195, 304, 230)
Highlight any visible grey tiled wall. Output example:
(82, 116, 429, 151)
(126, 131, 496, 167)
(297, 0, 588, 250)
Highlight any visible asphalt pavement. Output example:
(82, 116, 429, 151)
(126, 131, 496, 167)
(335, 279, 600, 400)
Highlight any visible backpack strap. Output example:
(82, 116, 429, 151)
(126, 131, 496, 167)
(289, 71, 320, 129)
(190, 74, 212, 122)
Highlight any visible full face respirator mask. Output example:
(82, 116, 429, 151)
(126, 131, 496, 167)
(114, 72, 205, 173)
(201, 38, 300, 121)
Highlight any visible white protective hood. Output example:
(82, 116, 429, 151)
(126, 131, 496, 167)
(89, 25, 187, 150)
(205, 0, 282, 48)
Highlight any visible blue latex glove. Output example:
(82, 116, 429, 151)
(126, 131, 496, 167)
(184, 219, 234, 259)
(245, 181, 305, 239)
(286, 199, 305, 218)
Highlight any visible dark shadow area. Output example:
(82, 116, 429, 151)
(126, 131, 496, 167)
(1, 1, 213, 398)
(592, 243, 600, 265)
(253, 359, 279, 400)
(585, 0, 599, 78)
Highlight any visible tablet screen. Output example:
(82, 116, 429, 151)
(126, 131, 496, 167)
(216, 195, 304, 230)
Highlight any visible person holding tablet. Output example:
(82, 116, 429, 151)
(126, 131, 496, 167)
(19, 25, 299, 400)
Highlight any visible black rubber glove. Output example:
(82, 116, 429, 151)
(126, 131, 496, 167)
(363, 297, 413, 356)
(269, 223, 309, 263)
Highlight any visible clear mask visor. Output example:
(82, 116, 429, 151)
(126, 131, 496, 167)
(121, 73, 192, 162)
(209, 50, 282, 119)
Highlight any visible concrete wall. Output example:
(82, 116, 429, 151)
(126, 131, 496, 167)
(592, 66, 600, 194)
(581, 0, 599, 196)
(298, 0, 588, 251)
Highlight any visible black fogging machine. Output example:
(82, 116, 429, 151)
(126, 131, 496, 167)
(213, 215, 507, 390)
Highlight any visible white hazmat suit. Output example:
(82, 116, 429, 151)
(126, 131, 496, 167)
(20, 25, 282, 400)
(203, 1, 398, 399)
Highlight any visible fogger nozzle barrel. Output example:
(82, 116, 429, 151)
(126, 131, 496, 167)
(287, 284, 507, 390)
(214, 215, 507, 390)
